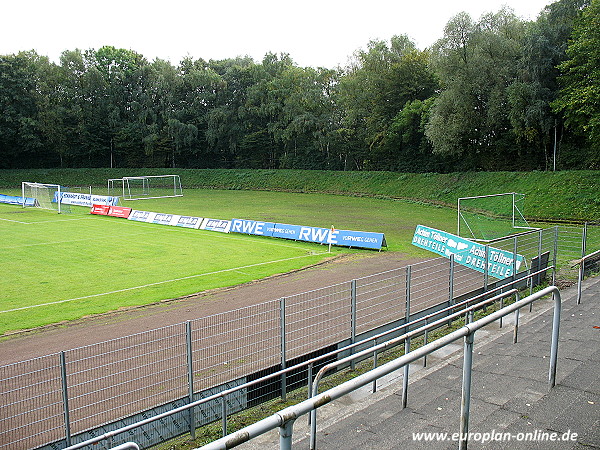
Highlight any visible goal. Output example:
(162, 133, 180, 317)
(107, 175, 183, 200)
(457, 192, 536, 241)
(21, 182, 69, 214)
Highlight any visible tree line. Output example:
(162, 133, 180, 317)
(1, 0, 598, 172)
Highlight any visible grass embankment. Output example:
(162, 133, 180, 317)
(1, 169, 598, 221)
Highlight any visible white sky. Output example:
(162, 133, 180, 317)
(2, 0, 552, 68)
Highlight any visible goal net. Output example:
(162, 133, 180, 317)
(107, 175, 183, 200)
(22, 182, 70, 214)
(457, 192, 535, 241)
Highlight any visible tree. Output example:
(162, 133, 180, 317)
(0, 52, 44, 168)
(508, 0, 590, 169)
(336, 36, 438, 170)
(552, 0, 600, 166)
(426, 9, 527, 169)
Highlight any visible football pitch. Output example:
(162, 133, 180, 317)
(0, 189, 457, 335)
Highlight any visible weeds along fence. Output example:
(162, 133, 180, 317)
(0, 224, 598, 450)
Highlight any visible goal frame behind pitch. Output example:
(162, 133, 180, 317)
(457, 192, 537, 241)
(107, 175, 183, 201)
(21, 182, 65, 214)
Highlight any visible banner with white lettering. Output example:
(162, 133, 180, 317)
(231, 219, 386, 250)
(59, 192, 119, 207)
(411, 225, 524, 279)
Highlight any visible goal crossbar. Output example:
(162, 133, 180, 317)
(107, 175, 183, 200)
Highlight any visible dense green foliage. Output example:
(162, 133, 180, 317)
(1, 168, 598, 221)
(0, 0, 597, 172)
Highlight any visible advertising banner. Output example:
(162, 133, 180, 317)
(107, 206, 132, 219)
(152, 213, 176, 226)
(201, 218, 231, 233)
(336, 229, 387, 250)
(174, 216, 203, 229)
(412, 225, 524, 279)
(231, 219, 386, 250)
(90, 204, 110, 215)
(59, 192, 119, 207)
(270, 223, 303, 240)
(128, 210, 157, 223)
(230, 219, 276, 237)
(0, 194, 35, 206)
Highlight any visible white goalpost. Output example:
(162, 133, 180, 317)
(21, 182, 68, 214)
(107, 175, 183, 200)
(457, 192, 537, 241)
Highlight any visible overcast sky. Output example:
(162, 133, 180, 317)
(2, 0, 552, 68)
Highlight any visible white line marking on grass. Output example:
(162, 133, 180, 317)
(0, 252, 329, 314)
(0, 217, 31, 224)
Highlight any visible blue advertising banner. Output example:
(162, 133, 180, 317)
(231, 219, 386, 250)
(336, 229, 387, 250)
(0, 194, 35, 206)
(412, 225, 524, 279)
(270, 223, 303, 240)
(230, 219, 276, 237)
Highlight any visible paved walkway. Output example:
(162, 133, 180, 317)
(239, 277, 600, 449)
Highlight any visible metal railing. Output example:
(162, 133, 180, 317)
(575, 249, 600, 304)
(198, 286, 562, 450)
(62, 265, 553, 450)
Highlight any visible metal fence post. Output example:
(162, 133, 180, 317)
(60, 351, 72, 447)
(553, 226, 559, 285)
(280, 297, 287, 400)
(512, 236, 518, 284)
(186, 321, 196, 440)
(350, 279, 357, 370)
(578, 223, 588, 304)
(402, 266, 411, 409)
(459, 332, 475, 450)
(221, 395, 228, 436)
(484, 245, 489, 294)
(449, 255, 455, 325)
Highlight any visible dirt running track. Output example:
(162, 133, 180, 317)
(0, 251, 423, 365)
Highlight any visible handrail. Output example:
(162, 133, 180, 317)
(574, 249, 600, 304)
(198, 286, 562, 450)
(109, 443, 140, 450)
(308, 289, 519, 448)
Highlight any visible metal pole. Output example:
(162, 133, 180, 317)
(458, 332, 475, 450)
(402, 338, 410, 408)
(350, 280, 357, 370)
(449, 255, 455, 326)
(280, 297, 287, 400)
(553, 227, 559, 286)
(402, 266, 411, 408)
(484, 245, 489, 295)
(279, 419, 295, 450)
(221, 395, 228, 436)
(60, 351, 72, 447)
(549, 291, 562, 389)
(186, 322, 196, 440)
(423, 318, 429, 368)
(512, 236, 518, 285)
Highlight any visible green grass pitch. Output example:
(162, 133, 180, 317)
(0, 189, 457, 335)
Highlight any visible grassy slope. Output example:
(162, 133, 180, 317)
(1, 169, 598, 221)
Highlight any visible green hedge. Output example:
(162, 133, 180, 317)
(1, 169, 598, 221)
